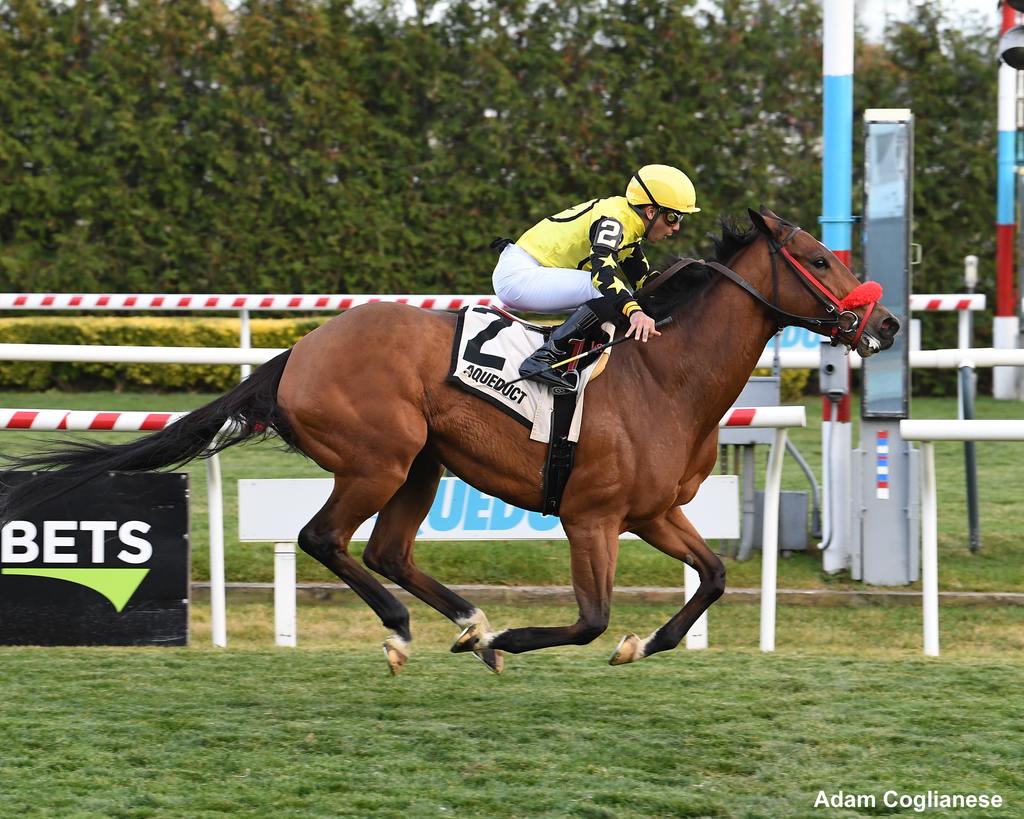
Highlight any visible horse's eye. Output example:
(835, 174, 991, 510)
(813, 257, 828, 270)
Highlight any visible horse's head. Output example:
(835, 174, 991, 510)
(747, 207, 899, 357)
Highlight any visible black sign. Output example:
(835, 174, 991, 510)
(0, 472, 189, 646)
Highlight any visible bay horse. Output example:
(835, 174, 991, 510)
(0, 208, 898, 674)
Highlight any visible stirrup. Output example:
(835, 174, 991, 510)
(521, 363, 579, 391)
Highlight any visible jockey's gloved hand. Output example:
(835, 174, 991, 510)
(625, 310, 661, 343)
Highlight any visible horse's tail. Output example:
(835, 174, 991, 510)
(0, 350, 298, 521)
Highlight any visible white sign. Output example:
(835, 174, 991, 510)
(766, 326, 821, 354)
(238, 476, 739, 542)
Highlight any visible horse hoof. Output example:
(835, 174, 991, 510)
(382, 636, 409, 676)
(451, 623, 481, 653)
(609, 633, 643, 666)
(473, 648, 505, 674)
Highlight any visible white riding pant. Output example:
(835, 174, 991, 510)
(492, 244, 602, 314)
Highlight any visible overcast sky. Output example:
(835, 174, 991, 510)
(857, 0, 1002, 40)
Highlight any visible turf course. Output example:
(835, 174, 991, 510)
(1, 600, 1020, 818)
(2, 387, 1022, 817)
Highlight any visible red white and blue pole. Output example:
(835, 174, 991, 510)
(996, 2, 1022, 398)
(820, 0, 854, 572)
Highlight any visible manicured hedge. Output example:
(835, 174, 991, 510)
(0, 0, 996, 393)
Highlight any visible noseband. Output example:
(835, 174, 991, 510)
(709, 223, 882, 348)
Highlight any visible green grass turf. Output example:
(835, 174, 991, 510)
(1, 390, 1022, 592)
(1, 600, 1020, 818)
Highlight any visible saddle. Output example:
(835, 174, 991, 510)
(447, 306, 614, 516)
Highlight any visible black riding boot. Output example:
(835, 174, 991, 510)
(518, 305, 600, 389)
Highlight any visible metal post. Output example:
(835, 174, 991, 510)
(684, 564, 707, 650)
(760, 428, 787, 652)
(737, 445, 757, 561)
(205, 452, 227, 647)
(239, 308, 252, 382)
(274, 542, 297, 647)
(962, 255, 978, 350)
(920, 441, 939, 657)
(959, 362, 982, 553)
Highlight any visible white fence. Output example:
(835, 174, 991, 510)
(899, 419, 1024, 657)
(0, 291, 1006, 375)
(0, 292, 500, 378)
(0, 398, 805, 651)
(4, 341, 1024, 372)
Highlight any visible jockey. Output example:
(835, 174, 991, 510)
(492, 164, 700, 388)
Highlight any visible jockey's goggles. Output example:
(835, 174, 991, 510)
(662, 209, 685, 225)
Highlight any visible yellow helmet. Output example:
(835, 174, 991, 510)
(625, 164, 701, 214)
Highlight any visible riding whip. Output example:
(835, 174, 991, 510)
(506, 315, 674, 387)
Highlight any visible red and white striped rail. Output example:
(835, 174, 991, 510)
(0, 408, 186, 431)
(720, 406, 805, 428)
(0, 405, 803, 432)
(0, 292, 985, 313)
(0, 406, 227, 649)
(909, 293, 986, 311)
(0, 293, 501, 312)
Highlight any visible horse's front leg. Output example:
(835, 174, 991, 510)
(609, 506, 725, 665)
(452, 519, 620, 655)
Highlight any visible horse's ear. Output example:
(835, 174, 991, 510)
(747, 208, 771, 236)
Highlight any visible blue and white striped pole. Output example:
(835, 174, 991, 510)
(820, 0, 854, 574)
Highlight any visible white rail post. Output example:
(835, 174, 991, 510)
(205, 452, 227, 648)
(920, 441, 940, 657)
(239, 308, 252, 382)
(274, 542, 297, 647)
(759, 427, 788, 652)
(684, 564, 707, 649)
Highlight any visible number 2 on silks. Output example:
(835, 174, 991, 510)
(465, 315, 512, 370)
(594, 219, 622, 249)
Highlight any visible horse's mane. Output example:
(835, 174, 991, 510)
(710, 216, 759, 265)
(638, 216, 758, 320)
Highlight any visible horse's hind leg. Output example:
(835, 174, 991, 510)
(362, 451, 505, 673)
(609, 506, 725, 665)
(298, 477, 415, 674)
(453, 519, 620, 656)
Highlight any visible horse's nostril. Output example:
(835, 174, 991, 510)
(881, 316, 900, 340)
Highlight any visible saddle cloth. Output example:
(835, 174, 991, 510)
(447, 306, 613, 444)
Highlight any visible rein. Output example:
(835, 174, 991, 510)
(710, 222, 882, 348)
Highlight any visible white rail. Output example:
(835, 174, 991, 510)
(753, 347, 1024, 370)
(908, 294, 985, 311)
(5, 343, 1024, 372)
(0, 293, 497, 380)
(899, 419, 1024, 657)
(0, 343, 283, 366)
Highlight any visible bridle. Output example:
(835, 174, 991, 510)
(709, 221, 882, 349)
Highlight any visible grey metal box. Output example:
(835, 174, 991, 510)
(752, 490, 809, 552)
